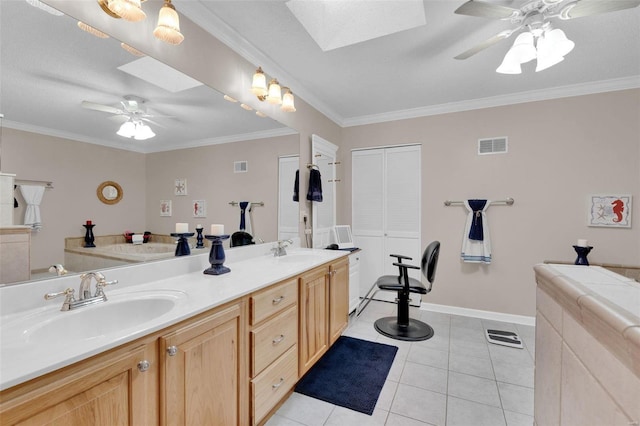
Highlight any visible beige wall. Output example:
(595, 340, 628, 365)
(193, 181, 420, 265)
(145, 134, 299, 243)
(3, 128, 146, 271)
(340, 89, 640, 317)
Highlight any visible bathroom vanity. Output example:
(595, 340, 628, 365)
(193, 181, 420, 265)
(0, 245, 350, 425)
(533, 264, 640, 426)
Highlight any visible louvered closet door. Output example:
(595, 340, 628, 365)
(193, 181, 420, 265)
(352, 145, 421, 305)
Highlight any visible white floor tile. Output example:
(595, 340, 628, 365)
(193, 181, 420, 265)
(449, 351, 495, 380)
(447, 371, 501, 407)
(275, 393, 335, 426)
(390, 383, 447, 425)
(324, 406, 388, 426)
(497, 382, 534, 416)
(400, 361, 448, 394)
(269, 308, 537, 426)
(446, 396, 506, 426)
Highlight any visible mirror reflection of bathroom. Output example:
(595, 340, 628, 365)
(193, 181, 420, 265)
(310, 135, 338, 248)
(0, 0, 298, 286)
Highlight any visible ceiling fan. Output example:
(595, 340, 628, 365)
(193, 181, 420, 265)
(454, 0, 640, 60)
(81, 95, 168, 140)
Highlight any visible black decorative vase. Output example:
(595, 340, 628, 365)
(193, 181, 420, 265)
(204, 235, 231, 275)
(573, 245, 593, 266)
(195, 227, 204, 249)
(171, 233, 195, 256)
(83, 224, 96, 248)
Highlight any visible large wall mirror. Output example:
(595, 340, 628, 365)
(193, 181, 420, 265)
(0, 0, 299, 286)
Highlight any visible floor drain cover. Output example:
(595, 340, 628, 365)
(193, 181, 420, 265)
(485, 329, 523, 349)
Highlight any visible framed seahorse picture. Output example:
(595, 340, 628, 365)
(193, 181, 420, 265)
(588, 195, 632, 228)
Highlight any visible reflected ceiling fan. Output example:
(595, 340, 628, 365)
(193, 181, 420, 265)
(81, 95, 170, 140)
(454, 0, 640, 69)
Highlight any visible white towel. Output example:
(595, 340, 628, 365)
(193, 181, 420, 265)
(460, 200, 491, 264)
(19, 185, 45, 231)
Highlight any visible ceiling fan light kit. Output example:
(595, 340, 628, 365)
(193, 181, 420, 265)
(454, 0, 640, 74)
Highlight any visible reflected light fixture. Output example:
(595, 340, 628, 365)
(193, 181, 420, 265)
(250, 67, 296, 112)
(107, 0, 146, 22)
(77, 21, 110, 38)
(121, 42, 145, 57)
(117, 119, 155, 140)
(154, 0, 184, 45)
(497, 25, 574, 74)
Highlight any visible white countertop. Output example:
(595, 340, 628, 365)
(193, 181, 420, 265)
(545, 264, 640, 320)
(0, 245, 348, 391)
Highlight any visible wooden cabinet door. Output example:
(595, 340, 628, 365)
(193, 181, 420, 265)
(0, 343, 155, 425)
(159, 301, 248, 426)
(298, 266, 329, 375)
(329, 259, 349, 345)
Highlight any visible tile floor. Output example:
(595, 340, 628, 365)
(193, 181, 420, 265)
(266, 300, 535, 426)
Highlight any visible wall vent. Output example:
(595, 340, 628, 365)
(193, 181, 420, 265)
(234, 161, 248, 173)
(478, 137, 508, 155)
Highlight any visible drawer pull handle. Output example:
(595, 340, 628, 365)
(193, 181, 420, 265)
(272, 334, 285, 345)
(272, 296, 285, 305)
(167, 346, 178, 357)
(137, 360, 150, 372)
(272, 378, 284, 389)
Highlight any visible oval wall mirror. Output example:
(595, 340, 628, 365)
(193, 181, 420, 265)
(97, 181, 123, 205)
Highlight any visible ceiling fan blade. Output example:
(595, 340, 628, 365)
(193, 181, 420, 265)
(108, 115, 129, 124)
(81, 101, 124, 115)
(455, 29, 515, 60)
(454, 0, 520, 19)
(141, 117, 166, 128)
(561, 0, 640, 19)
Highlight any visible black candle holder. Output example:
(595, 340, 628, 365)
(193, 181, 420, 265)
(204, 235, 230, 275)
(83, 224, 96, 248)
(171, 233, 195, 256)
(195, 227, 205, 249)
(573, 245, 593, 266)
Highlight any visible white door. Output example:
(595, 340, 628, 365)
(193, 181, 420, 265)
(311, 135, 338, 248)
(352, 145, 421, 306)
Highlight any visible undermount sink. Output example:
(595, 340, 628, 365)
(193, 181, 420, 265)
(14, 290, 186, 346)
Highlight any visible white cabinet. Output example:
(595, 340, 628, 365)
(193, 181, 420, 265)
(351, 145, 422, 305)
(348, 252, 360, 313)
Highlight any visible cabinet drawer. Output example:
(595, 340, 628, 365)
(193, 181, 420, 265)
(251, 345, 298, 425)
(251, 305, 298, 377)
(251, 278, 297, 325)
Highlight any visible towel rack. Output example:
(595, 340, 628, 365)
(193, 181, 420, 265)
(229, 201, 264, 207)
(15, 179, 54, 189)
(306, 163, 319, 170)
(444, 197, 514, 206)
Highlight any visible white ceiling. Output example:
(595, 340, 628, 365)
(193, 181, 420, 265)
(180, 0, 640, 126)
(1, 0, 639, 155)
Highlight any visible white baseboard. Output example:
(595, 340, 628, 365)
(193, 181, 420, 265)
(421, 302, 536, 327)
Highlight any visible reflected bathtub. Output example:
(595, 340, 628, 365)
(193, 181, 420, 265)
(65, 242, 178, 271)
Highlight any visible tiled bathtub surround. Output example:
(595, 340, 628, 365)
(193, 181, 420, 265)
(534, 264, 640, 426)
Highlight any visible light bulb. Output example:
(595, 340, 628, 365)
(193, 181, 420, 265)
(108, 0, 146, 22)
(153, 0, 184, 45)
(251, 67, 268, 97)
(281, 88, 296, 112)
(266, 79, 282, 105)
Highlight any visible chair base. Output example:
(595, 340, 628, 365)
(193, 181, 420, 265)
(374, 317, 434, 342)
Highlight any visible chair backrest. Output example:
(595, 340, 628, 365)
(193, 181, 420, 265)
(421, 241, 441, 284)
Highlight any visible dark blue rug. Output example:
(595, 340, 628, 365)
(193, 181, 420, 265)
(294, 336, 398, 415)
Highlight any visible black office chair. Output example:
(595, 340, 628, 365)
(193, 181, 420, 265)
(373, 241, 440, 341)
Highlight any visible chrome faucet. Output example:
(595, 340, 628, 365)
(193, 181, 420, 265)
(271, 239, 293, 257)
(44, 271, 117, 311)
(48, 264, 67, 276)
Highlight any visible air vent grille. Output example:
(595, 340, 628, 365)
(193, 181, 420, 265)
(478, 137, 508, 155)
(234, 161, 248, 173)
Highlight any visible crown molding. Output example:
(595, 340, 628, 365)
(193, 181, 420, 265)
(2, 120, 145, 153)
(177, 1, 345, 126)
(342, 76, 640, 127)
(148, 127, 299, 153)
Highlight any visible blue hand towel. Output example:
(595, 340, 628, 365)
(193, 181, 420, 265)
(467, 199, 487, 241)
(307, 169, 323, 202)
(239, 201, 249, 230)
(293, 170, 299, 202)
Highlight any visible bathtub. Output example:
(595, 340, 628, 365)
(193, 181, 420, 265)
(65, 242, 178, 272)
